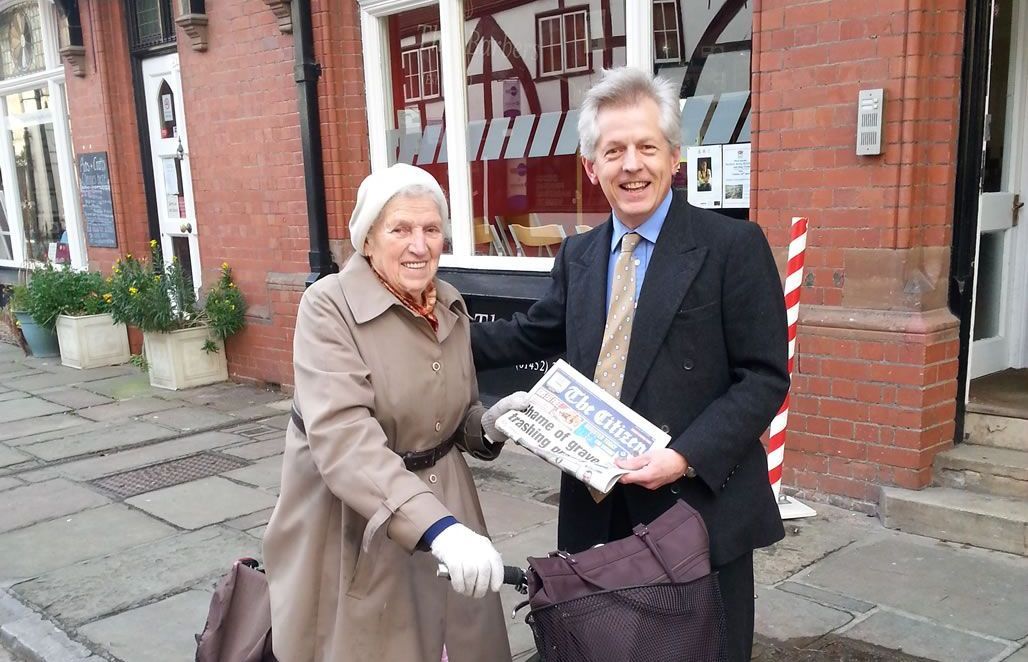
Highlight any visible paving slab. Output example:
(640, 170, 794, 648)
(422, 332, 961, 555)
(0, 477, 21, 492)
(126, 477, 278, 529)
(223, 507, 274, 532)
(34, 387, 114, 409)
(755, 504, 879, 585)
(0, 398, 69, 424)
(0, 504, 176, 582)
(221, 437, 284, 460)
(79, 589, 211, 662)
(259, 412, 290, 429)
(0, 413, 92, 444)
(10, 468, 58, 483)
(221, 455, 282, 490)
(776, 581, 875, 614)
(754, 585, 853, 644)
(48, 431, 248, 482)
(843, 610, 1007, 662)
(0, 391, 26, 402)
(1002, 645, 1028, 661)
(21, 421, 178, 462)
(0, 369, 43, 382)
(76, 397, 183, 422)
(800, 535, 1028, 641)
(0, 372, 79, 393)
(0, 591, 97, 661)
(478, 489, 558, 540)
(12, 526, 258, 627)
(0, 479, 109, 534)
(247, 525, 267, 540)
(495, 523, 557, 658)
(76, 374, 156, 400)
(183, 386, 287, 413)
(468, 448, 562, 505)
(0, 446, 29, 470)
(139, 405, 237, 432)
(224, 403, 288, 421)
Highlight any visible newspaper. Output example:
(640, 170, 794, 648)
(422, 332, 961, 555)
(494, 360, 671, 494)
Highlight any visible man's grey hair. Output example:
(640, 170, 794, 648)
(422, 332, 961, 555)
(377, 182, 449, 226)
(577, 68, 682, 161)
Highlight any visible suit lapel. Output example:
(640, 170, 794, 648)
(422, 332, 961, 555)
(567, 221, 613, 374)
(621, 197, 707, 407)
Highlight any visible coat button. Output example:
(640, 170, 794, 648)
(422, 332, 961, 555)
(669, 484, 681, 495)
(660, 424, 670, 433)
(435, 421, 442, 432)
(429, 474, 438, 484)
(432, 361, 441, 371)
(683, 359, 694, 370)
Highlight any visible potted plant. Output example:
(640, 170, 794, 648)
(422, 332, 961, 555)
(8, 279, 59, 358)
(109, 241, 246, 390)
(24, 265, 132, 369)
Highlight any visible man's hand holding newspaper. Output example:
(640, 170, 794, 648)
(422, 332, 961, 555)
(494, 360, 671, 495)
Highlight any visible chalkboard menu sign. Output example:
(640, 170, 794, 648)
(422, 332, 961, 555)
(77, 152, 118, 248)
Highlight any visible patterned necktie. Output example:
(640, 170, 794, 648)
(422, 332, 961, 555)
(594, 232, 642, 399)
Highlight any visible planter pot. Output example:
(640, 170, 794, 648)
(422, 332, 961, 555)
(143, 326, 228, 390)
(13, 311, 59, 357)
(56, 313, 131, 369)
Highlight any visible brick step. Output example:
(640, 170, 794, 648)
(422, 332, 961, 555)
(879, 486, 1028, 556)
(963, 413, 1028, 452)
(933, 444, 1028, 499)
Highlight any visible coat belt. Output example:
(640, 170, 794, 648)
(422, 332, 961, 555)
(290, 406, 455, 472)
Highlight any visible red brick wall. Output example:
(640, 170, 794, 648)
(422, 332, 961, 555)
(66, 2, 150, 272)
(752, 0, 965, 505)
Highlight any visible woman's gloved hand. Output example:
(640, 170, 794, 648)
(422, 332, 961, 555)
(481, 391, 530, 442)
(430, 523, 504, 598)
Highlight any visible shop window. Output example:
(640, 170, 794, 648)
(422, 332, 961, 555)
(653, 1, 681, 64)
(402, 44, 441, 102)
(128, 0, 175, 51)
(0, 2, 83, 268)
(0, 2, 44, 80)
(536, 8, 589, 78)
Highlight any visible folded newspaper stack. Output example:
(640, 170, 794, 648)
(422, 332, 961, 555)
(495, 360, 671, 494)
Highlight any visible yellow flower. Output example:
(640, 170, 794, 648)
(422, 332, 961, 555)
(126, 253, 132, 259)
(113, 267, 121, 275)
(150, 239, 158, 248)
(102, 293, 112, 303)
(106, 277, 113, 284)
(128, 287, 138, 296)
(154, 275, 161, 282)
(228, 282, 236, 289)
(221, 262, 229, 270)
(229, 304, 235, 310)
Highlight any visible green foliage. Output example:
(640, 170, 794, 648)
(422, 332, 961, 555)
(108, 241, 246, 342)
(7, 283, 30, 312)
(24, 265, 113, 330)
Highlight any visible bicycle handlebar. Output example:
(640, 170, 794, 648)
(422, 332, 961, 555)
(436, 563, 527, 590)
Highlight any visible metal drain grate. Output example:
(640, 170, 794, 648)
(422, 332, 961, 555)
(224, 423, 280, 439)
(91, 453, 250, 499)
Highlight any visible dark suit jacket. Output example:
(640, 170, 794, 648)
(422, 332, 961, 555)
(471, 192, 789, 566)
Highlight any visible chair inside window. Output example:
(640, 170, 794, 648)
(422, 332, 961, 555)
(473, 221, 505, 256)
(509, 223, 567, 257)
(575, 225, 593, 235)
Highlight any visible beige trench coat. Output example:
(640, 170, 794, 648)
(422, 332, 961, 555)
(264, 255, 512, 662)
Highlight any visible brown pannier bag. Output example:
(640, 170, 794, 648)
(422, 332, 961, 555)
(195, 558, 278, 662)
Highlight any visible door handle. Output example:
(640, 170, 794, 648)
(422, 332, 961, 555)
(179, 222, 193, 233)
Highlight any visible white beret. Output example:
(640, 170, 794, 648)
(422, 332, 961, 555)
(349, 163, 448, 255)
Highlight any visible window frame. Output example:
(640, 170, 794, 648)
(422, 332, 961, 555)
(401, 42, 441, 102)
(535, 6, 591, 80)
(652, 0, 682, 64)
(0, 0, 83, 270)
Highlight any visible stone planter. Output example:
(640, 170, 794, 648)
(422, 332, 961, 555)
(56, 313, 131, 369)
(143, 326, 228, 390)
(13, 311, 59, 357)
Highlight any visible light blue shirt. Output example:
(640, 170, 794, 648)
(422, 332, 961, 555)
(605, 191, 673, 312)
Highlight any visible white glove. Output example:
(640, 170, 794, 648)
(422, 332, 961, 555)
(430, 523, 503, 598)
(482, 391, 530, 442)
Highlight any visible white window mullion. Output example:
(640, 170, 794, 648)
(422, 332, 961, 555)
(361, 9, 391, 172)
(0, 98, 25, 266)
(439, 0, 472, 256)
(626, 2, 652, 71)
(48, 79, 84, 269)
(40, 0, 61, 71)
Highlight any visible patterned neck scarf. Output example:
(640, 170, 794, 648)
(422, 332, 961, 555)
(369, 259, 439, 332)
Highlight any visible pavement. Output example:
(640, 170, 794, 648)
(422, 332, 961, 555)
(0, 342, 1026, 662)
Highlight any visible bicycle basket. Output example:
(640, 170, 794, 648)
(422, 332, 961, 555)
(525, 573, 727, 662)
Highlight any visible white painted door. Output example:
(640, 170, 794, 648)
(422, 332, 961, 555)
(140, 54, 202, 289)
(970, 0, 1027, 378)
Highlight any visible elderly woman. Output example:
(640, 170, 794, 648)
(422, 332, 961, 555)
(264, 164, 520, 662)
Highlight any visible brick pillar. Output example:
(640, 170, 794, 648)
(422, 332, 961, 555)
(752, 0, 964, 507)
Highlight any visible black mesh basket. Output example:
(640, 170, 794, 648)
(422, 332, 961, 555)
(525, 573, 727, 662)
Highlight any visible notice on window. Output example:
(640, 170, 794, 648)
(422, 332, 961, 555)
(163, 158, 180, 195)
(686, 145, 722, 208)
(721, 143, 751, 209)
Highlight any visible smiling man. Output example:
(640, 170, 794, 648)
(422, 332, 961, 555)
(471, 68, 790, 661)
